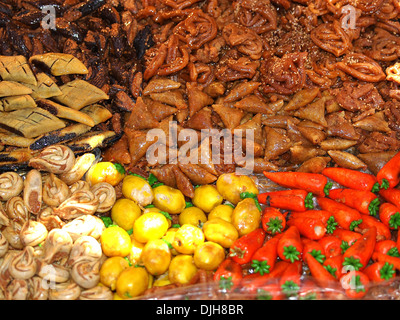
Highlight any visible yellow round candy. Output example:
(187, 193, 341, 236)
(152, 185, 186, 214)
(178, 206, 207, 227)
(208, 204, 234, 222)
(168, 255, 198, 285)
(100, 226, 132, 258)
(100, 256, 130, 291)
(194, 241, 225, 271)
(172, 224, 204, 255)
(116, 266, 149, 299)
(202, 218, 239, 248)
(192, 185, 223, 213)
(133, 212, 169, 243)
(121, 175, 154, 207)
(216, 173, 259, 205)
(86, 161, 125, 186)
(111, 198, 141, 231)
(141, 239, 172, 276)
(231, 197, 261, 237)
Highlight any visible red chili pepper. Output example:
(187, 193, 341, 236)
(277, 225, 303, 263)
(340, 270, 370, 299)
(364, 261, 396, 283)
(302, 239, 326, 263)
(290, 210, 338, 234)
(267, 260, 291, 279)
(228, 228, 265, 265)
(328, 188, 380, 216)
(262, 171, 329, 197)
(257, 189, 314, 211)
(372, 252, 400, 271)
(261, 207, 286, 235)
(304, 251, 337, 288)
(323, 254, 344, 279)
(376, 150, 400, 189)
(286, 216, 326, 240)
(251, 236, 280, 276)
(322, 167, 378, 192)
(379, 188, 400, 208)
(332, 228, 362, 247)
(342, 226, 377, 271)
(279, 260, 302, 298)
(290, 209, 332, 224)
(374, 239, 399, 256)
(213, 258, 243, 291)
(357, 214, 391, 240)
(378, 202, 400, 230)
(318, 235, 343, 259)
(317, 197, 363, 231)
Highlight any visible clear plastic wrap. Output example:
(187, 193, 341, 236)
(136, 274, 400, 300)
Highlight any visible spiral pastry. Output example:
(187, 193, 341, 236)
(28, 145, 76, 174)
(37, 207, 65, 231)
(42, 228, 73, 265)
(42, 173, 71, 207)
(61, 215, 105, 242)
(48, 281, 81, 300)
(79, 285, 114, 300)
(5, 196, 29, 225)
(59, 152, 96, 186)
(67, 235, 102, 266)
(8, 246, 37, 280)
(70, 258, 101, 289)
(0, 172, 24, 201)
(69, 180, 90, 195)
(53, 190, 99, 220)
(90, 182, 116, 213)
(2, 221, 24, 250)
(37, 262, 71, 284)
(20, 220, 48, 247)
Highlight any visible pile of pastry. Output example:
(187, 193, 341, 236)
(0, 53, 115, 170)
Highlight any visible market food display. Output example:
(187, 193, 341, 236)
(0, 0, 400, 300)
